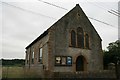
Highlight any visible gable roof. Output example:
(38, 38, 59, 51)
(26, 4, 102, 49)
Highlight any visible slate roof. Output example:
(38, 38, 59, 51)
(25, 30, 48, 49)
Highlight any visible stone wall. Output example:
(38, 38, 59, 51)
(25, 34, 50, 72)
(53, 70, 116, 78)
(48, 4, 103, 72)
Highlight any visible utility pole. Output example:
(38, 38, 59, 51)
(118, 1, 120, 40)
(115, 57, 120, 79)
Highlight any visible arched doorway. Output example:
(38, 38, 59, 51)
(76, 55, 87, 71)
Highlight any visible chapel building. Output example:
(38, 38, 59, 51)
(25, 4, 104, 78)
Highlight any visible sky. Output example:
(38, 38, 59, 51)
(1, 0, 119, 59)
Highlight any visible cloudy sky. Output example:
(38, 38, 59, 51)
(1, 0, 119, 59)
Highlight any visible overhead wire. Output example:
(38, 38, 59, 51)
(85, 0, 120, 17)
(38, 0, 117, 28)
(89, 0, 120, 14)
(111, 9, 120, 15)
(38, 0, 68, 10)
(108, 10, 120, 17)
(88, 17, 115, 27)
(1, 1, 56, 20)
(1, 1, 118, 28)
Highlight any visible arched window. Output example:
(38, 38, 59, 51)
(77, 27, 84, 48)
(85, 34, 89, 49)
(71, 30, 76, 47)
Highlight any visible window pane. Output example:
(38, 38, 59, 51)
(85, 34, 89, 48)
(71, 30, 76, 47)
(32, 52, 34, 59)
(32, 49, 34, 64)
(67, 57, 72, 65)
(62, 57, 66, 65)
(27, 54, 29, 64)
(27, 54, 29, 60)
(40, 48, 42, 58)
(39, 48, 43, 63)
(55, 57, 61, 64)
(77, 27, 84, 48)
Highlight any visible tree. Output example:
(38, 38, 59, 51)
(104, 40, 120, 66)
(103, 40, 120, 79)
(2, 59, 25, 67)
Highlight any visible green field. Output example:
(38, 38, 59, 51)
(2, 66, 25, 78)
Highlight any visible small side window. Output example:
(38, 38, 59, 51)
(38, 48, 43, 64)
(32, 50, 34, 64)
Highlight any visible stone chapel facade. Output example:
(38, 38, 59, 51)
(25, 4, 104, 78)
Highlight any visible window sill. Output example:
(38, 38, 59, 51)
(55, 64, 72, 67)
(69, 46, 91, 50)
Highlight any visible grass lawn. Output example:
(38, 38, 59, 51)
(2, 66, 25, 78)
